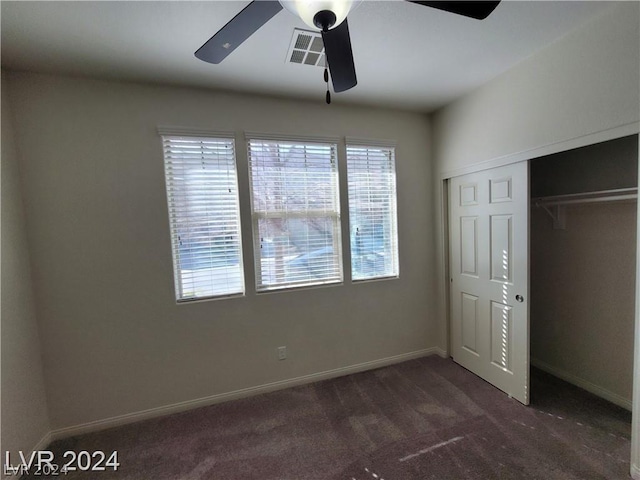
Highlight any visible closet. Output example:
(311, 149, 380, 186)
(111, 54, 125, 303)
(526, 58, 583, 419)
(530, 134, 638, 409)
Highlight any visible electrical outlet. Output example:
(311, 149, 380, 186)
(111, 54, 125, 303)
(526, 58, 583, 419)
(278, 346, 287, 360)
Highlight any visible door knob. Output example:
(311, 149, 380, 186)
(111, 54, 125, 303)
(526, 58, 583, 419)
(515, 294, 524, 303)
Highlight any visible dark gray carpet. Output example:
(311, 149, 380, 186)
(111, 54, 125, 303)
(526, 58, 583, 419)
(35, 356, 631, 479)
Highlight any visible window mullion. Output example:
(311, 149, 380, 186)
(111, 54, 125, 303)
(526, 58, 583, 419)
(252, 210, 340, 219)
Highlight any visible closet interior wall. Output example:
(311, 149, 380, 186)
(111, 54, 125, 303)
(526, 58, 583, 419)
(530, 135, 638, 409)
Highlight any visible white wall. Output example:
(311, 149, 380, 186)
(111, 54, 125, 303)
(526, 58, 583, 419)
(1, 72, 51, 458)
(432, 1, 640, 351)
(432, 2, 639, 176)
(4, 71, 434, 431)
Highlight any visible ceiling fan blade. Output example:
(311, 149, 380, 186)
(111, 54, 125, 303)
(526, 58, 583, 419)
(407, 1, 500, 20)
(321, 19, 357, 93)
(195, 1, 283, 64)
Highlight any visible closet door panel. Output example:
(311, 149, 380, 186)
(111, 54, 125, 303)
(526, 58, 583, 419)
(449, 161, 529, 405)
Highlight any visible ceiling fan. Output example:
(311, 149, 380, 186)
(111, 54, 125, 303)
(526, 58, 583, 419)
(195, 1, 501, 96)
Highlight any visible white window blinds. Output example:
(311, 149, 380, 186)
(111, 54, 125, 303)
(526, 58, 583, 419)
(346, 144, 399, 280)
(248, 138, 342, 291)
(162, 135, 244, 301)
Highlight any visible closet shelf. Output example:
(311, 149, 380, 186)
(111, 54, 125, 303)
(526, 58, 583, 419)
(532, 187, 637, 230)
(533, 187, 637, 207)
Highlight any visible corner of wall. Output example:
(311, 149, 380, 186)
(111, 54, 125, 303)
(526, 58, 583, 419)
(423, 108, 449, 355)
(1, 69, 52, 459)
(631, 132, 640, 480)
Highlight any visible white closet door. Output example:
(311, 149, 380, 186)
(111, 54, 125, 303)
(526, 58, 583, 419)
(449, 161, 529, 404)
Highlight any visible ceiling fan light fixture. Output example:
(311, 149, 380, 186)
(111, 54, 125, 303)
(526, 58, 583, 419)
(279, 0, 357, 31)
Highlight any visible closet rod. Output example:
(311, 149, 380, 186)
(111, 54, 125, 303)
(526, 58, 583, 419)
(533, 187, 637, 207)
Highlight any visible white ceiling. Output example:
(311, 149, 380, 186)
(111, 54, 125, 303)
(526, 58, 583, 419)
(1, 1, 614, 112)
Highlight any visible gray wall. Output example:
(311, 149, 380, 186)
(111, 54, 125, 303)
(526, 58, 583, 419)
(530, 136, 638, 407)
(432, 2, 640, 351)
(4, 71, 434, 431)
(432, 2, 639, 175)
(1, 73, 51, 457)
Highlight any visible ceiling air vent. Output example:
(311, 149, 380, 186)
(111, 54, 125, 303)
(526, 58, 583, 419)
(287, 28, 326, 68)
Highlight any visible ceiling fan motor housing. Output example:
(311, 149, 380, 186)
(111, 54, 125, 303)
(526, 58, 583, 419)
(313, 10, 337, 30)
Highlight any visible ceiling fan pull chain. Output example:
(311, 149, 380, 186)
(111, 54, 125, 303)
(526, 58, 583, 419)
(324, 67, 331, 104)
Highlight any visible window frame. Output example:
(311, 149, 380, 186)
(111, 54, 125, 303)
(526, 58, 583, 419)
(346, 141, 400, 282)
(160, 129, 245, 303)
(246, 134, 343, 292)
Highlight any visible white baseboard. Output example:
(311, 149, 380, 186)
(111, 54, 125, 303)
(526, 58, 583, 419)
(531, 358, 632, 411)
(631, 463, 640, 479)
(31, 431, 52, 453)
(1, 431, 53, 480)
(433, 347, 448, 358)
(51, 347, 441, 441)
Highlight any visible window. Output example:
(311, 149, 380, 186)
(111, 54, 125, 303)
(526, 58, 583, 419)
(247, 137, 342, 291)
(161, 134, 244, 301)
(347, 144, 399, 280)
